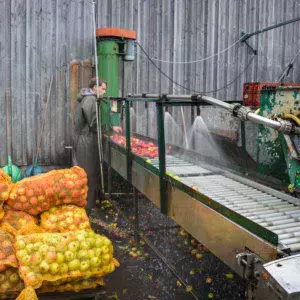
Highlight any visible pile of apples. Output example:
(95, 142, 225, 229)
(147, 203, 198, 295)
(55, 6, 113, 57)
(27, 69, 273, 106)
(0, 230, 18, 272)
(40, 205, 90, 233)
(7, 167, 88, 216)
(0, 267, 24, 296)
(15, 230, 115, 289)
(110, 134, 159, 159)
(0, 169, 13, 202)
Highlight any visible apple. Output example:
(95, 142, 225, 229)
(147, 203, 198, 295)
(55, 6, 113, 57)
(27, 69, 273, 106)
(19, 266, 31, 276)
(80, 241, 89, 250)
(59, 263, 69, 274)
(22, 255, 31, 266)
(56, 243, 67, 253)
(1, 281, 11, 290)
(68, 259, 80, 271)
(77, 250, 88, 260)
(39, 260, 50, 273)
(64, 251, 75, 262)
(40, 244, 49, 254)
(17, 249, 28, 259)
(66, 217, 74, 225)
(49, 207, 57, 213)
(80, 260, 90, 272)
(30, 253, 42, 265)
(65, 211, 74, 218)
(102, 254, 111, 265)
(9, 273, 19, 283)
(24, 243, 34, 254)
(87, 249, 95, 259)
(0, 274, 5, 283)
(56, 252, 65, 264)
(33, 242, 43, 251)
(45, 251, 57, 264)
(94, 248, 102, 257)
(145, 159, 152, 164)
(95, 239, 103, 248)
(68, 241, 79, 252)
(101, 246, 109, 255)
(90, 257, 100, 267)
(86, 238, 95, 247)
(16, 240, 26, 250)
(50, 263, 59, 275)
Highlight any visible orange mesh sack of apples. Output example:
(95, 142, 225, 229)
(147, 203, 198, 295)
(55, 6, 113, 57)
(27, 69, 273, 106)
(15, 230, 119, 289)
(7, 166, 88, 216)
(0, 230, 18, 273)
(40, 205, 91, 233)
(0, 169, 13, 203)
(0, 267, 25, 299)
(38, 276, 104, 293)
(0, 210, 43, 237)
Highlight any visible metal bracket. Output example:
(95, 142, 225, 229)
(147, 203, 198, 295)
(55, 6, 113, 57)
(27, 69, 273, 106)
(237, 251, 264, 282)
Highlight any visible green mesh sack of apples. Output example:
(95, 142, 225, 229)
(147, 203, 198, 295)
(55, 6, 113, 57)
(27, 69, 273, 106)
(0, 267, 25, 299)
(40, 205, 90, 233)
(7, 167, 88, 216)
(0, 210, 43, 237)
(15, 230, 119, 289)
(0, 230, 18, 273)
(38, 276, 104, 293)
(0, 170, 13, 203)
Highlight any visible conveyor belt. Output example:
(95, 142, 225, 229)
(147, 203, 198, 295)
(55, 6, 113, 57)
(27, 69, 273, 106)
(152, 155, 300, 252)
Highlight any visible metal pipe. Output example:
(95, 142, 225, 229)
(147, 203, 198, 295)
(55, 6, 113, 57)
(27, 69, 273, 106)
(241, 16, 300, 42)
(92, 1, 105, 195)
(288, 243, 300, 252)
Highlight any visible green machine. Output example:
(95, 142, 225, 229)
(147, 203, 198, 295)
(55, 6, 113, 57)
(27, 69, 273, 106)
(257, 86, 300, 192)
(96, 28, 136, 127)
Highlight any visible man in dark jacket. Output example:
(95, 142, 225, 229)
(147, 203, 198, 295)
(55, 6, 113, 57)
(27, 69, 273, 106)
(73, 77, 122, 210)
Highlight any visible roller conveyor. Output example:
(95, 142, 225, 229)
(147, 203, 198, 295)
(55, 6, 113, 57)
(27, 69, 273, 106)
(154, 155, 300, 252)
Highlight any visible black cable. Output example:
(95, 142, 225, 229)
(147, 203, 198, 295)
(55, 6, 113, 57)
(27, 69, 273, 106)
(136, 41, 256, 95)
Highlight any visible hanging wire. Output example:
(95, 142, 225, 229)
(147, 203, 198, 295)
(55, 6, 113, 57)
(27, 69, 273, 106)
(135, 41, 256, 95)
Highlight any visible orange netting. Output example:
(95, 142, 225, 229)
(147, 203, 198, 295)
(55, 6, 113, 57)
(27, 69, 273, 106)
(7, 166, 88, 216)
(0, 206, 4, 221)
(0, 170, 13, 203)
(0, 230, 18, 272)
(40, 205, 91, 233)
(15, 230, 118, 289)
(38, 276, 104, 293)
(0, 210, 43, 237)
(0, 268, 25, 299)
(15, 286, 37, 300)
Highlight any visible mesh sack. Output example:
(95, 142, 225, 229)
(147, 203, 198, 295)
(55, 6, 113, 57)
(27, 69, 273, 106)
(15, 286, 37, 300)
(0, 230, 18, 272)
(38, 276, 104, 293)
(0, 170, 13, 203)
(0, 210, 43, 237)
(0, 206, 4, 221)
(7, 166, 88, 216)
(40, 205, 90, 233)
(15, 230, 118, 289)
(0, 267, 24, 299)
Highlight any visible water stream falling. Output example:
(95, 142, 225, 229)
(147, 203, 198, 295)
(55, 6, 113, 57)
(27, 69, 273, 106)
(164, 112, 184, 147)
(187, 116, 225, 161)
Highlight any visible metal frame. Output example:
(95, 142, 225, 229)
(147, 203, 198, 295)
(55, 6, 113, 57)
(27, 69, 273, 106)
(103, 94, 279, 246)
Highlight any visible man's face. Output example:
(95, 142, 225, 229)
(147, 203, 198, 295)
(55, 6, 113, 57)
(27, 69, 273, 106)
(93, 82, 107, 98)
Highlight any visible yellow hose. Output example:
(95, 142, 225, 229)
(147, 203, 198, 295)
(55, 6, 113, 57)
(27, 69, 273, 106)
(283, 113, 300, 125)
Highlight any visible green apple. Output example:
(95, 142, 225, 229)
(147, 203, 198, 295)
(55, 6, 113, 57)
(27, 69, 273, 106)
(22, 255, 31, 266)
(77, 250, 88, 260)
(64, 250, 75, 262)
(39, 261, 50, 273)
(56, 253, 65, 264)
(30, 253, 42, 265)
(146, 159, 152, 164)
(87, 249, 95, 259)
(76, 234, 85, 242)
(102, 254, 111, 265)
(56, 243, 67, 253)
(86, 238, 95, 247)
(90, 257, 100, 267)
(45, 251, 57, 264)
(68, 259, 80, 271)
(16, 240, 26, 250)
(59, 263, 69, 274)
(17, 249, 28, 258)
(9, 273, 19, 283)
(94, 248, 102, 257)
(50, 263, 59, 275)
(79, 260, 90, 272)
(101, 246, 109, 255)
(68, 241, 79, 252)
(80, 241, 89, 250)
(0, 274, 6, 283)
(39, 244, 49, 254)
(33, 242, 43, 251)
(95, 239, 103, 248)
